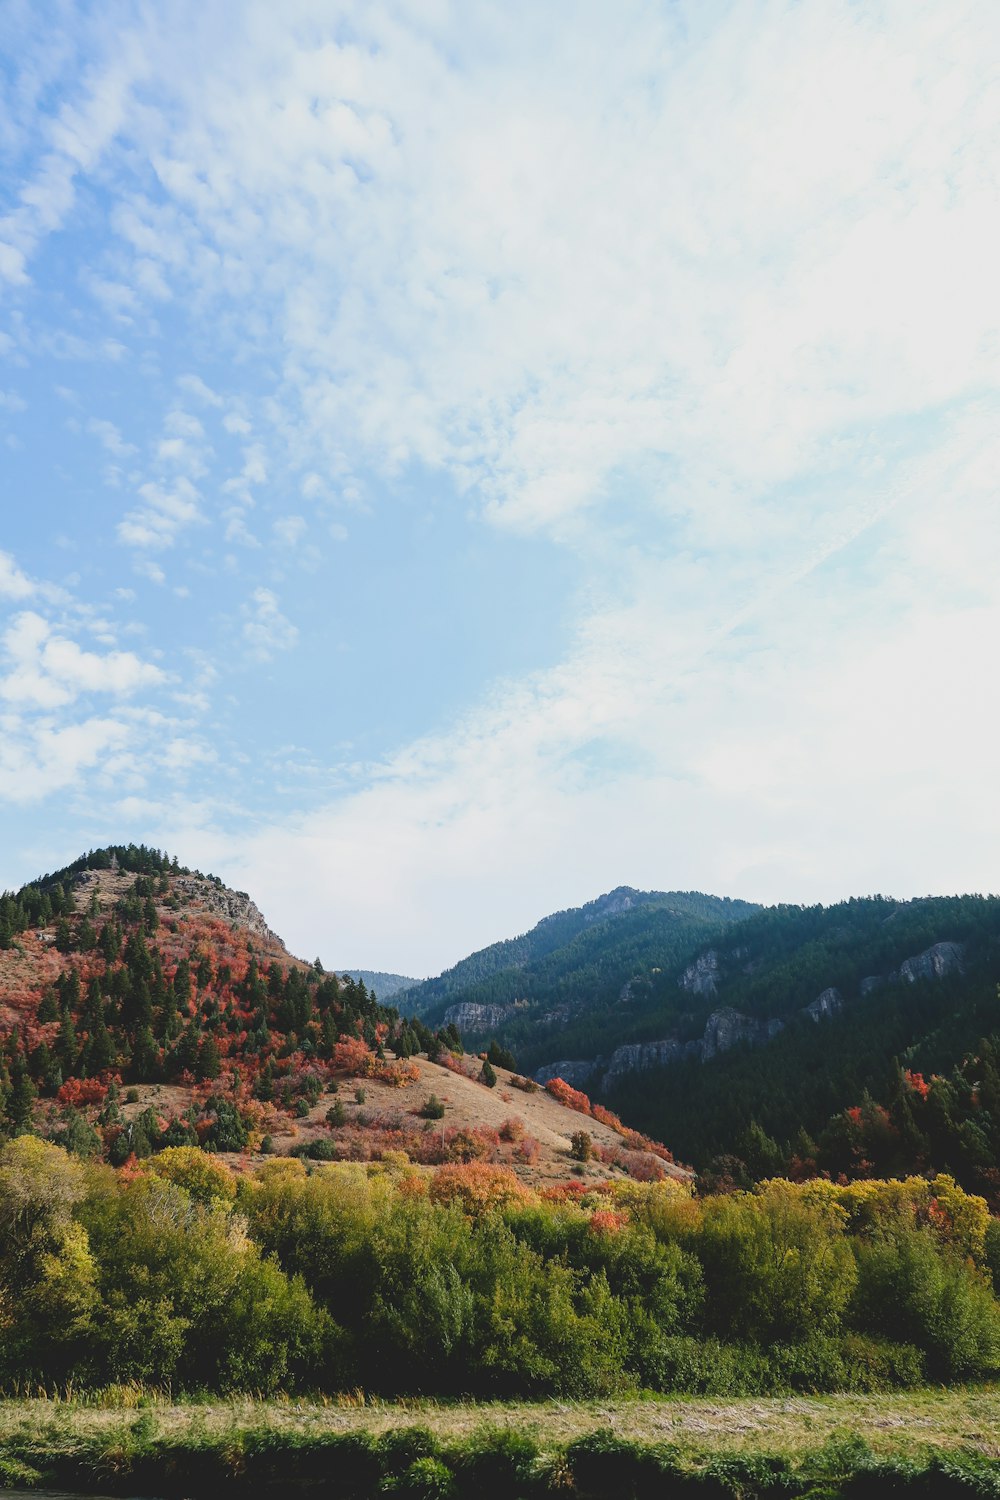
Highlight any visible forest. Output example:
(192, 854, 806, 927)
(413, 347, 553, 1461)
(3, 1134, 1000, 1399)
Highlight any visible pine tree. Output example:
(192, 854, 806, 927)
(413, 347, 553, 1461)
(56, 1009, 78, 1071)
(197, 1036, 222, 1081)
(131, 1026, 159, 1080)
(6, 1058, 36, 1132)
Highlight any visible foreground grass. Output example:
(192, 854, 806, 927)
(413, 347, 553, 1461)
(1, 1389, 1000, 1495)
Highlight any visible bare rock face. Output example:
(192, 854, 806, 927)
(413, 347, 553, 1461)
(541, 1006, 786, 1090)
(680, 949, 720, 997)
(584, 888, 639, 921)
(535, 1059, 599, 1088)
(602, 1037, 692, 1086)
(443, 1001, 513, 1032)
(700, 1006, 784, 1061)
(174, 877, 284, 946)
(898, 941, 964, 983)
(804, 987, 845, 1022)
(862, 941, 964, 997)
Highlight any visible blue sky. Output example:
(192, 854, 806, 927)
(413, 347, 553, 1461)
(2, 0, 999, 975)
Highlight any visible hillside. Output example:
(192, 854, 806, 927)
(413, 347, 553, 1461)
(397, 886, 760, 1062)
(576, 895, 1000, 1201)
(398, 887, 1000, 1205)
(0, 846, 683, 1187)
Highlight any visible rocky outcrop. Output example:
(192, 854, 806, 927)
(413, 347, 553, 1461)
(602, 1038, 693, 1085)
(680, 950, 720, 997)
(535, 1059, 599, 1088)
(862, 941, 964, 997)
(174, 877, 283, 946)
(540, 1006, 786, 1090)
(583, 888, 640, 922)
(701, 1006, 784, 1060)
(443, 1001, 513, 1033)
(899, 941, 964, 982)
(804, 987, 844, 1022)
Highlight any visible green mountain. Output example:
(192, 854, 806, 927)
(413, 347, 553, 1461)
(397, 885, 760, 1059)
(401, 887, 1000, 1205)
(594, 894, 1000, 1183)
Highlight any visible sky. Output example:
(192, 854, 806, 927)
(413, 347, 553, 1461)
(1, 0, 999, 977)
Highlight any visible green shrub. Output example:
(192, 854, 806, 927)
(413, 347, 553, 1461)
(852, 1230, 1000, 1380)
(447, 1426, 540, 1500)
(390, 1456, 455, 1499)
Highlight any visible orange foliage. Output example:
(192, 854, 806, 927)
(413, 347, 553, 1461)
(56, 1077, 108, 1107)
(905, 1069, 930, 1099)
(589, 1209, 628, 1234)
(331, 1036, 376, 1076)
(545, 1077, 592, 1115)
(429, 1162, 534, 1213)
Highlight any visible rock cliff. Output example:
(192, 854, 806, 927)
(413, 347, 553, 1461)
(173, 876, 284, 946)
(861, 940, 964, 996)
(443, 1001, 514, 1032)
(680, 949, 720, 997)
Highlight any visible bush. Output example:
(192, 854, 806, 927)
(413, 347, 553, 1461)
(571, 1130, 594, 1163)
(852, 1228, 1000, 1379)
(448, 1426, 540, 1500)
(421, 1095, 446, 1120)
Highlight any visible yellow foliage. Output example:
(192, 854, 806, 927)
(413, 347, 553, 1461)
(147, 1145, 237, 1207)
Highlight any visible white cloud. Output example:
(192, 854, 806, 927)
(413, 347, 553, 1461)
(177, 373, 222, 406)
(0, 549, 35, 601)
(242, 587, 298, 660)
(0, 610, 165, 708)
(118, 476, 203, 549)
(273, 514, 307, 547)
(0, 712, 134, 804)
(134, 558, 166, 585)
(88, 417, 134, 456)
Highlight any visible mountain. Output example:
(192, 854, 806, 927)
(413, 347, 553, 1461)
(396, 886, 760, 1058)
(0, 846, 683, 1186)
(572, 894, 1000, 1200)
(396, 885, 1000, 1206)
(335, 969, 420, 999)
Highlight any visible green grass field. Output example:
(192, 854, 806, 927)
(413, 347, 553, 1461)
(2, 1388, 1000, 1495)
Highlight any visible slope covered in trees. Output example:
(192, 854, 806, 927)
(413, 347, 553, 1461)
(596, 895, 1000, 1200)
(0, 848, 463, 1164)
(400, 887, 759, 1059)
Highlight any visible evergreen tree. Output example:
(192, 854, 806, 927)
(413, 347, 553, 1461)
(196, 1036, 222, 1082)
(6, 1059, 36, 1132)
